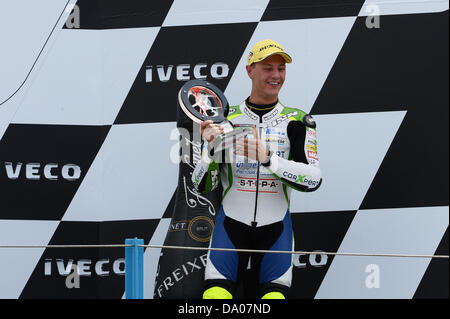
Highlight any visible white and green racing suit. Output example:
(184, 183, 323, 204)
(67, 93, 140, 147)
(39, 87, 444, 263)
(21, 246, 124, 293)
(192, 98, 322, 298)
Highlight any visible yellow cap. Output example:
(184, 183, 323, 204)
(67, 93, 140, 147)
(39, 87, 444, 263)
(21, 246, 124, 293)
(247, 39, 292, 66)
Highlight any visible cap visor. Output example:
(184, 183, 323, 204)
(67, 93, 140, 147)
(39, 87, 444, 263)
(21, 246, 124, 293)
(277, 52, 292, 63)
(256, 51, 292, 64)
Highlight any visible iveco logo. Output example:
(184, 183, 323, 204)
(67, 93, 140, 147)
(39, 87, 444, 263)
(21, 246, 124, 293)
(2, 162, 81, 181)
(145, 62, 229, 83)
(44, 258, 125, 276)
(293, 251, 328, 268)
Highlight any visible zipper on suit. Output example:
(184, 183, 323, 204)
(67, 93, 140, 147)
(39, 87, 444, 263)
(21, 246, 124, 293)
(252, 118, 263, 228)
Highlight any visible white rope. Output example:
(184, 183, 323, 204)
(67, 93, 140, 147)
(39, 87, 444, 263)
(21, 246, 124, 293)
(0, 243, 447, 259)
(0, 244, 130, 249)
(139, 244, 449, 259)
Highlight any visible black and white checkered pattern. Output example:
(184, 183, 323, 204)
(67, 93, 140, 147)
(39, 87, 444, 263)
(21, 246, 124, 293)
(0, 0, 448, 299)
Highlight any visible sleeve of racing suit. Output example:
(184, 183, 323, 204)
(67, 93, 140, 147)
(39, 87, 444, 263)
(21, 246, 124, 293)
(191, 141, 221, 193)
(262, 119, 322, 192)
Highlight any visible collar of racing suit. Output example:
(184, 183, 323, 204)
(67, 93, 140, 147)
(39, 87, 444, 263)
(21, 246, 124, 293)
(245, 97, 277, 119)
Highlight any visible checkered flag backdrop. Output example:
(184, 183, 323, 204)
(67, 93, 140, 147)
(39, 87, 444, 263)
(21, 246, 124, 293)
(0, 0, 448, 299)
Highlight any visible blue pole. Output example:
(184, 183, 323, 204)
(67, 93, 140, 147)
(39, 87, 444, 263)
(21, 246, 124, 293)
(125, 238, 144, 299)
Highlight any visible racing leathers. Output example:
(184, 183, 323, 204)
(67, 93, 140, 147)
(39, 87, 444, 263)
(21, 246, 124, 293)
(192, 98, 322, 298)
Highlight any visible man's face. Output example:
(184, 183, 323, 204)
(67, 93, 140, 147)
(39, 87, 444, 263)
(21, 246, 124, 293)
(246, 54, 286, 102)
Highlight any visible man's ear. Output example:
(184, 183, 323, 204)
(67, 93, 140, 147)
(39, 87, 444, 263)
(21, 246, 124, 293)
(246, 64, 253, 79)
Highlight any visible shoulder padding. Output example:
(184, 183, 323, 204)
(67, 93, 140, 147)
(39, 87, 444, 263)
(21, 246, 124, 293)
(303, 114, 316, 128)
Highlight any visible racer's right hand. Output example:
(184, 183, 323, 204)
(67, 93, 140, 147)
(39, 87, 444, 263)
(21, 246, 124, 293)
(201, 120, 224, 143)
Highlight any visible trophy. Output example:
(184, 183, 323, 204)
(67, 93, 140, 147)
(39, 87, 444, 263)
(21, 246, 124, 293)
(178, 79, 251, 157)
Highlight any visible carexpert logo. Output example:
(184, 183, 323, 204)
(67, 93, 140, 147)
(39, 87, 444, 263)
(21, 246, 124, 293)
(145, 62, 230, 83)
(282, 171, 320, 188)
(1, 162, 81, 181)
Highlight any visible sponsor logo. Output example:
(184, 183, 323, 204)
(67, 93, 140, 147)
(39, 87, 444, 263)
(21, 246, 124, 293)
(237, 177, 279, 193)
(169, 221, 188, 232)
(282, 171, 319, 187)
(168, 216, 214, 243)
(265, 137, 286, 146)
(307, 150, 318, 161)
(183, 176, 216, 216)
(238, 179, 279, 188)
(265, 128, 286, 136)
(236, 162, 259, 169)
(264, 127, 287, 148)
(307, 128, 317, 139)
(259, 44, 283, 52)
(271, 111, 298, 127)
(235, 162, 258, 175)
(243, 106, 259, 121)
(282, 171, 298, 181)
(306, 144, 317, 153)
(145, 62, 229, 83)
(2, 162, 81, 181)
(193, 166, 206, 187)
(262, 109, 279, 122)
(188, 216, 214, 243)
(183, 137, 202, 166)
(275, 150, 286, 158)
(44, 258, 125, 277)
(304, 178, 319, 187)
(154, 253, 208, 298)
(293, 251, 328, 268)
(295, 175, 306, 183)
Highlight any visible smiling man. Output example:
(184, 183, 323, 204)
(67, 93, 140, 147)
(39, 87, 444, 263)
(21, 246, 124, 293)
(246, 43, 288, 105)
(193, 39, 322, 299)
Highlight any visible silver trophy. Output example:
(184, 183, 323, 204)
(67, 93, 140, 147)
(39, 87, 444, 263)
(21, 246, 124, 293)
(178, 80, 251, 157)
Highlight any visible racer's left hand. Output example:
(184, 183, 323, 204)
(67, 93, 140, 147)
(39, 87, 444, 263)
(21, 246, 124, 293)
(234, 126, 269, 162)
